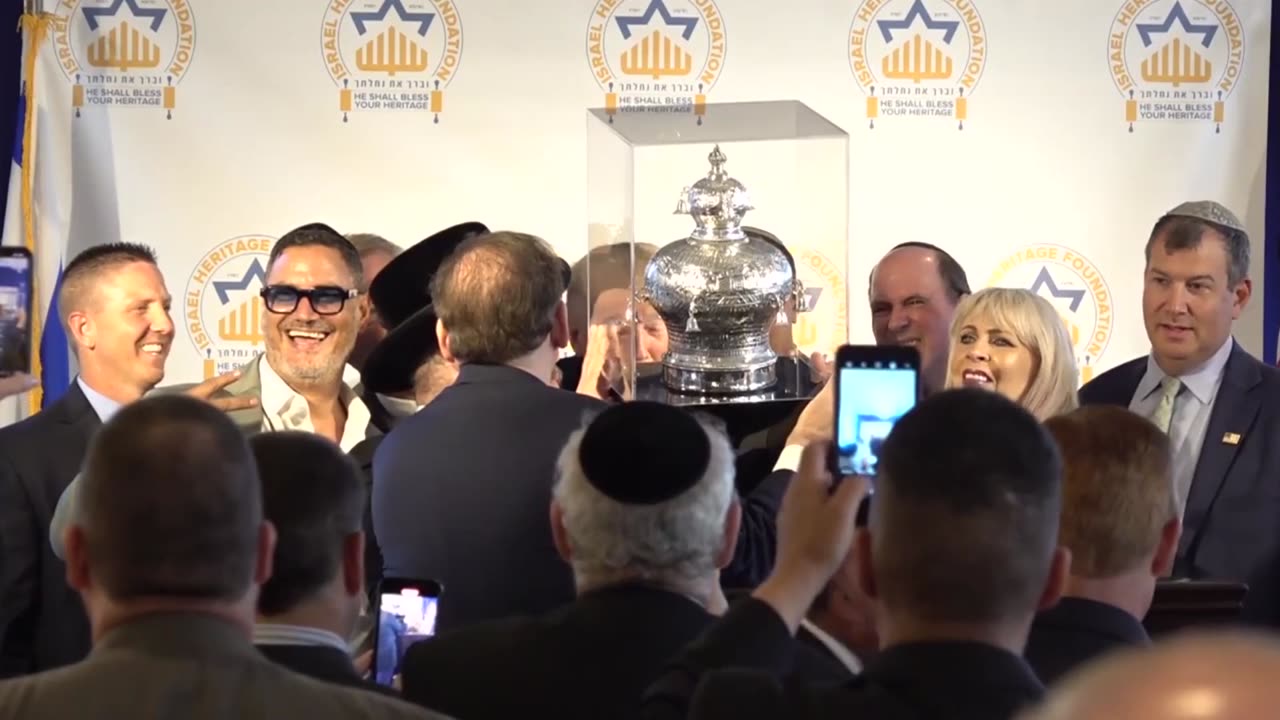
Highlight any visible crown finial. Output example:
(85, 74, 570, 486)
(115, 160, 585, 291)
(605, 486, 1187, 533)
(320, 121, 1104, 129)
(707, 145, 727, 177)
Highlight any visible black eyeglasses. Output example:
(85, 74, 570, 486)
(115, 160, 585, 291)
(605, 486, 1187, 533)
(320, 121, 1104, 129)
(260, 285, 359, 315)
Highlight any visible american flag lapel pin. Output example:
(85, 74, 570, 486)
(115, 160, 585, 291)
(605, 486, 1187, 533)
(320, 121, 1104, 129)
(1222, 432, 1241, 445)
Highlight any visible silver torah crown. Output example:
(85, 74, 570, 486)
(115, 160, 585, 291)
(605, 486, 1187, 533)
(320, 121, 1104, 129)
(641, 145, 798, 395)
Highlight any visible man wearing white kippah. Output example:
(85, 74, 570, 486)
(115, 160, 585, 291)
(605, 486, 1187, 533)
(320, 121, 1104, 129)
(1079, 200, 1280, 626)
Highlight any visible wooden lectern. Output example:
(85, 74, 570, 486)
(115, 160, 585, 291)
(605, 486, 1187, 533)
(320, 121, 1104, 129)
(1143, 579, 1248, 637)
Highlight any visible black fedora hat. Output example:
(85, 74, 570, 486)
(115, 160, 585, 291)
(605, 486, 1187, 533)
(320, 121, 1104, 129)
(362, 222, 489, 395)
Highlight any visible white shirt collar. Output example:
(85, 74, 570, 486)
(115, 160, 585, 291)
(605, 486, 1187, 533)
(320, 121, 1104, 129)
(253, 623, 351, 653)
(375, 392, 420, 419)
(258, 357, 373, 453)
(1137, 336, 1234, 405)
(800, 617, 863, 675)
(76, 376, 124, 423)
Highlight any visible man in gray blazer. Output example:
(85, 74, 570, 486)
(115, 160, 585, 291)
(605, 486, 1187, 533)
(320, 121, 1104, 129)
(0, 394, 445, 720)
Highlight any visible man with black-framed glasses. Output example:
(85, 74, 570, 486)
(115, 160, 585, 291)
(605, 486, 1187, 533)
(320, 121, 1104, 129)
(208, 222, 375, 449)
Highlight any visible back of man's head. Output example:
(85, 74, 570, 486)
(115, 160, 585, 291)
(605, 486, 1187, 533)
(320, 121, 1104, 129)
(431, 231, 567, 365)
(75, 394, 263, 602)
(251, 432, 365, 617)
(1044, 406, 1177, 579)
(873, 388, 1063, 625)
(552, 402, 739, 594)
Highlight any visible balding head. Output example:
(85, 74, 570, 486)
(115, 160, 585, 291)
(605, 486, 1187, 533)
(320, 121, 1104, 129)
(1023, 632, 1280, 720)
(868, 243, 969, 394)
(431, 231, 569, 366)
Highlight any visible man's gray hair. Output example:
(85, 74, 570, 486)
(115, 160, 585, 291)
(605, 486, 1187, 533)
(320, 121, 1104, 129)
(345, 233, 402, 260)
(552, 413, 736, 589)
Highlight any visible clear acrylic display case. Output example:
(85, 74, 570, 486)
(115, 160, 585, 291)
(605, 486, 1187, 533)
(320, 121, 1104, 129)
(582, 100, 850, 417)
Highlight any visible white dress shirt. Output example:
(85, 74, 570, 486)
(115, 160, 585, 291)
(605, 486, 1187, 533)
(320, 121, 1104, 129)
(258, 359, 373, 453)
(800, 617, 863, 675)
(774, 445, 804, 472)
(253, 623, 351, 653)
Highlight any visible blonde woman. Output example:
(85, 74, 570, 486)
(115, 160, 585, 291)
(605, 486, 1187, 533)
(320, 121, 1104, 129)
(945, 287, 1079, 421)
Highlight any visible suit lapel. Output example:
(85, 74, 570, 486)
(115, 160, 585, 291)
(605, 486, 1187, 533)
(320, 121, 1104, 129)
(1179, 345, 1263, 558)
(223, 356, 266, 435)
(53, 381, 99, 427)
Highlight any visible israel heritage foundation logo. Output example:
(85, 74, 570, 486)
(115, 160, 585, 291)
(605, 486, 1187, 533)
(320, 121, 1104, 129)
(1108, 0, 1245, 132)
(848, 0, 987, 129)
(185, 236, 276, 380)
(586, 0, 726, 123)
(322, 0, 464, 122)
(792, 246, 849, 359)
(987, 245, 1115, 387)
(52, 0, 196, 117)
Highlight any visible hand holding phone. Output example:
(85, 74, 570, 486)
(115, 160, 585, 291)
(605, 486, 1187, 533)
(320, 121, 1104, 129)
(372, 577, 443, 687)
(831, 345, 921, 478)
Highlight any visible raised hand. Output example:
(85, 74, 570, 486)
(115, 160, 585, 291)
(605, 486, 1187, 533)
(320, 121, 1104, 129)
(184, 370, 260, 413)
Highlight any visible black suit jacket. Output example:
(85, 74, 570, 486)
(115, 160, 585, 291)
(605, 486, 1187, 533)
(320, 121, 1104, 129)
(1024, 597, 1149, 686)
(373, 364, 607, 631)
(400, 584, 850, 719)
(256, 643, 398, 697)
(643, 598, 1044, 720)
(0, 383, 97, 676)
(348, 435, 386, 606)
(1079, 341, 1280, 624)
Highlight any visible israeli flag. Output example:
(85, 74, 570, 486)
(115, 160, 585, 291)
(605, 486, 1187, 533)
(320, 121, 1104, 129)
(0, 16, 76, 427)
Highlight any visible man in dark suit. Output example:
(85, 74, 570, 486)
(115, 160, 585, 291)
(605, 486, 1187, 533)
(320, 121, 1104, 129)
(346, 222, 487, 604)
(248, 431, 396, 696)
(399, 401, 847, 718)
(0, 243, 253, 678)
(1077, 200, 1280, 625)
(0, 395, 439, 719)
(1026, 406, 1179, 685)
(374, 230, 605, 631)
(643, 389, 1069, 720)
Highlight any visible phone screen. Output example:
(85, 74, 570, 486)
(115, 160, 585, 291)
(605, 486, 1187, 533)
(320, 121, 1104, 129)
(373, 580, 440, 687)
(0, 251, 32, 376)
(835, 356, 918, 476)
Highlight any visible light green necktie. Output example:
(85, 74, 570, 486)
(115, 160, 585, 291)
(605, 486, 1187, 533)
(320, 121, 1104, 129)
(1151, 376, 1182, 433)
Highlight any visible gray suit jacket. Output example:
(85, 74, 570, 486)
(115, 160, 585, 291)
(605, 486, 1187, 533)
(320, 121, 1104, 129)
(151, 353, 270, 434)
(0, 612, 447, 720)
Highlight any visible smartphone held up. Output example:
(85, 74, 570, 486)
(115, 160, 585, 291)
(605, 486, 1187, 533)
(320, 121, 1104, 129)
(0, 247, 33, 377)
(830, 344, 921, 479)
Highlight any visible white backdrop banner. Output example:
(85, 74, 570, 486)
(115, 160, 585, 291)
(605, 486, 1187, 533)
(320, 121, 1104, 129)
(1, 0, 1271, 422)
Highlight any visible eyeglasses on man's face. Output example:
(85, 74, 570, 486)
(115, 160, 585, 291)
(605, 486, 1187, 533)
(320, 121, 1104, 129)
(260, 285, 360, 316)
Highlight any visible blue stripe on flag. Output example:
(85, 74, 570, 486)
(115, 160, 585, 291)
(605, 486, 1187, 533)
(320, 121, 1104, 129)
(39, 263, 69, 408)
(9, 90, 22, 168)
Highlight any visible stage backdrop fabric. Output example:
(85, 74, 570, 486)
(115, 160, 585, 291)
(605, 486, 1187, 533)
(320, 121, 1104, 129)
(0, 0, 1273, 423)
